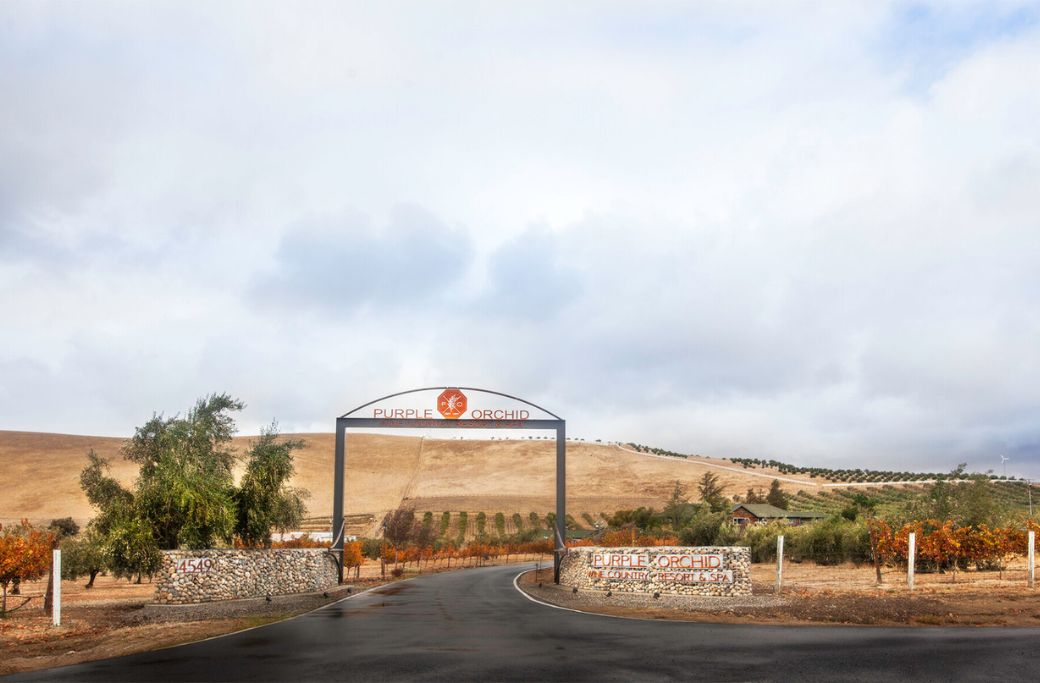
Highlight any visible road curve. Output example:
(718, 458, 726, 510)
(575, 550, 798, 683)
(8, 563, 1040, 682)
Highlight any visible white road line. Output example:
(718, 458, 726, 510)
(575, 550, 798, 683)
(512, 570, 590, 616)
(511, 569, 714, 625)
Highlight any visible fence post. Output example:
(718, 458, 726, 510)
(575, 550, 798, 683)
(907, 532, 916, 592)
(1029, 531, 1035, 589)
(776, 535, 784, 595)
(52, 549, 61, 627)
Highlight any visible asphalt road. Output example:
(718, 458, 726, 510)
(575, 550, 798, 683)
(9, 563, 1040, 682)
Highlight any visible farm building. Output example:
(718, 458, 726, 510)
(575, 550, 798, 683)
(730, 503, 828, 526)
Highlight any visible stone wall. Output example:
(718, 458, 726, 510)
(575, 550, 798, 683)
(154, 549, 338, 604)
(559, 546, 752, 597)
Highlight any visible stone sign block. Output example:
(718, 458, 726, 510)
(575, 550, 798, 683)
(154, 549, 338, 604)
(559, 546, 752, 597)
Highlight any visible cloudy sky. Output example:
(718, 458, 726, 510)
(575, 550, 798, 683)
(2, 1, 1039, 477)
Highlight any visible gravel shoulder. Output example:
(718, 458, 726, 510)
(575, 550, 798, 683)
(518, 567, 1040, 627)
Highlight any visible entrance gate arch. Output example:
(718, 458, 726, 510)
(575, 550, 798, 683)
(332, 387, 567, 583)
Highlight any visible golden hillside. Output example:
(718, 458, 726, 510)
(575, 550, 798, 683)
(0, 430, 829, 535)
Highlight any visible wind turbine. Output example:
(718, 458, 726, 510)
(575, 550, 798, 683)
(1000, 454, 1010, 478)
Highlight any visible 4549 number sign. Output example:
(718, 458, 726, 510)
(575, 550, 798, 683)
(175, 558, 214, 573)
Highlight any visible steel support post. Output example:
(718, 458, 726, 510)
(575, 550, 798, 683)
(332, 419, 346, 584)
(554, 422, 566, 584)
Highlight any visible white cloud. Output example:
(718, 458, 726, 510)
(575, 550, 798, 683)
(1, 1, 1038, 477)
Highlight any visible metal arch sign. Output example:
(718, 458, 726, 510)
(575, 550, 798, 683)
(332, 387, 567, 583)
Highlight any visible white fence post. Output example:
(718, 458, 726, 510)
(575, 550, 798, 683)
(907, 532, 916, 592)
(52, 549, 61, 627)
(1029, 531, 1035, 589)
(776, 535, 784, 595)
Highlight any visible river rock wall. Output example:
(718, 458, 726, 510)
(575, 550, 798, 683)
(154, 549, 338, 604)
(559, 546, 752, 597)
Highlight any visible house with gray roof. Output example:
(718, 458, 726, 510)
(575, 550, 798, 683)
(730, 503, 828, 526)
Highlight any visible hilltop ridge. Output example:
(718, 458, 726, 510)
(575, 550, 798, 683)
(5, 430, 1029, 537)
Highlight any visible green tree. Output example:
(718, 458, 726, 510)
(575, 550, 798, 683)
(766, 479, 789, 510)
(78, 450, 146, 579)
(415, 515, 436, 549)
(956, 474, 1008, 527)
(901, 465, 1008, 527)
(744, 487, 764, 504)
(607, 507, 663, 533)
(383, 507, 417, 547)
(698, 472, 728, 512)
(235, 425, 309, 547)
(80, 450, 134, 537)
(48, 517, 80, 539)
(664, 480, 693, 529)
(679, 509, 730, 546)
(123, 394, 243, 549)
(60, 530, 110, 589)
(79, 394, 311, 560)
(456, 512, 469, 542)
(107, 515, 162, 582)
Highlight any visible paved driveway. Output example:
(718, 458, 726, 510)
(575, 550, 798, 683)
(7, 563, 1040, 681)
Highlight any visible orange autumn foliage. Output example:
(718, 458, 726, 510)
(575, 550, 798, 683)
(1, 520, 54, 613)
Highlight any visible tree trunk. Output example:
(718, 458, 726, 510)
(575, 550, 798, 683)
(2, 582, 7, 615)
(86, 569, 99, 589)
(868, 525, 882, 585)
(11, 577, 19, 595)
(44, 566, 54, 615)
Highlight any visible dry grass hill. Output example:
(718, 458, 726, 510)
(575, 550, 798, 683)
(2, 430, 835, 536)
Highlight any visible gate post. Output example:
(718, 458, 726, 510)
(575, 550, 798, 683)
(907, 532, 916, 592)
(554, 421, 566, 584)
(332, 418, 346, 584)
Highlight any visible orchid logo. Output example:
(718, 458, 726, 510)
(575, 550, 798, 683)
(436, 388, 467, 419)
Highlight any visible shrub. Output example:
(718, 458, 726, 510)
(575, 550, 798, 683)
(678, 511, 729, 546)
(456, 512, 468, 542)
(786, 518, 870, 565)
(738, 521, 788, 562)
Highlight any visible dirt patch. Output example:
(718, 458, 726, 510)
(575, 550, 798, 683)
(520, 564, 1040, 627)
